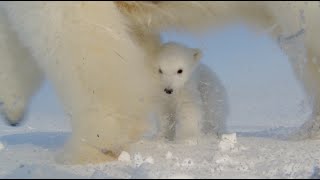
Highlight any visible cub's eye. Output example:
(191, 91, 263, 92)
(159, 68, 163, 74)
(177, 69, 183, 74)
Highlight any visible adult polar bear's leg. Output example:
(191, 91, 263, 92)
(0, 11, 43, 126)
(286, 28, 320, 140)
(1, 2, 156, 164)
(289, 49, 320, 140)
(262, 2, 320, 139)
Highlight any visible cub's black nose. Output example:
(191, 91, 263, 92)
(164, 88, 173, 94)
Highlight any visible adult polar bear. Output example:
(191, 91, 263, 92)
(0, 2, 160, 164)
(0, 1, 319, 164)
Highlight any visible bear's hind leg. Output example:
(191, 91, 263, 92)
(0, 12, 43, 126)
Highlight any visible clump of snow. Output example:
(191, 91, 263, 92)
(185, 139, 198, 146)
(221, 133, 237, 143)
(218, 133, 237, 152)
(118, 151, 154, 167)
(133, 153, 144, 168)
(166, 151, 173, 160)
(181, 158, 194, 167)
(118, 151, 131, 163)
(144, 156, 154, 165)
(215, 155, 233, 164)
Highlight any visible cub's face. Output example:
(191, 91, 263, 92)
(155, 43, 202, 95)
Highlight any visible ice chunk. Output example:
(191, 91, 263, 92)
(133, 153, 144, 168)
(221, 133, 237, 143)
(118, 151, 131, 163)
(181, 158, 194, 167)
(165, 151, 173, 160)
(144, 156, 154, 164)
(219, 133, 237, 152)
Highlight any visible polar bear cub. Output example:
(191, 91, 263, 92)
(153, 42, 229, 143)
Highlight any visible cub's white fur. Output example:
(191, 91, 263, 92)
(153, 42, 228, 143)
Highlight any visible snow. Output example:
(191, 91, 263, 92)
(144, 156, 154, 165)
(218, 133, 237, 152)
(165, 151, 173, 160)
(118, 151, 131, 163)
(221, 133, 237, 143)
(2, 125, 320, 178)
(133, 153, 144, 168)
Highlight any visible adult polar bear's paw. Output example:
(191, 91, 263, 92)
(287, 116, 320, 141)
(55, 138, 123, 164)
(1, 101, 27, 126)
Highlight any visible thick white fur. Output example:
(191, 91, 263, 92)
(0, 10, 43, 125)
(0, 1, 319, 164)
(117, 1, 320, 140)
(0, 2, 158, 164)
(153, 42, 228, 143)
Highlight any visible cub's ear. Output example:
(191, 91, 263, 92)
(193, 48, 202, 61)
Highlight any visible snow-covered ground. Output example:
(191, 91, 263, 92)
(1, 110, 320, 179)
(1, 25, 319, 178)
